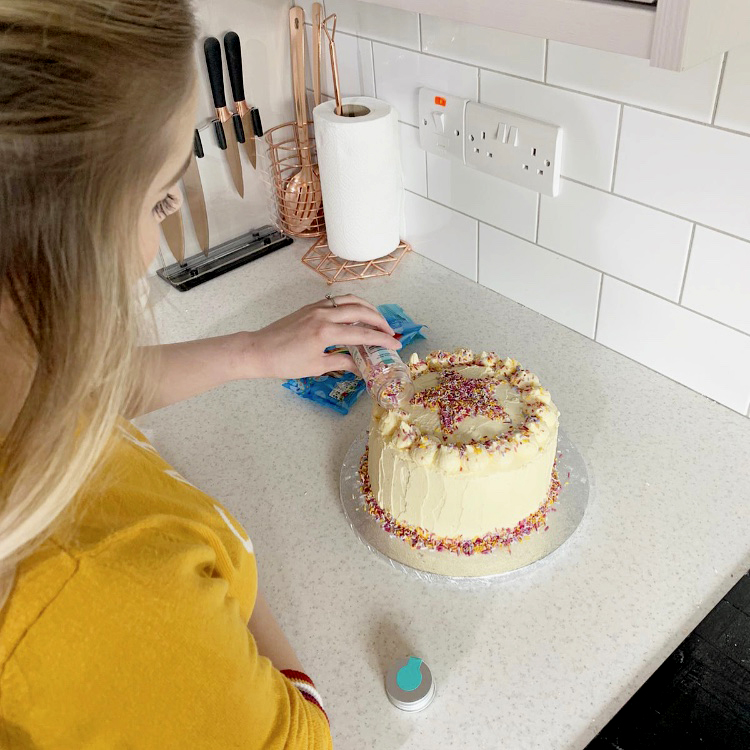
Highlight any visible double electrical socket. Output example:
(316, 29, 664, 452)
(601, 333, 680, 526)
(417, 88, 563, 197)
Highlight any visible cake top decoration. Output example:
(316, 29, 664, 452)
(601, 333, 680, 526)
(372, 349, 559, 473)
(410, 370, 510, 435)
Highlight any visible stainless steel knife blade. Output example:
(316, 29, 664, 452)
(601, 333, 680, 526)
(161, 208, 184, 263)
(183, 154, 209, 255)
(239, 109, 256, 168)
(220, 116, 244, 197)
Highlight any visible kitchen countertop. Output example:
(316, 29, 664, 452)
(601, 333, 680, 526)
(137, 242, 750, 750)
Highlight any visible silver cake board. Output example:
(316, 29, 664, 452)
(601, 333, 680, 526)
(339, 429, 590, 587)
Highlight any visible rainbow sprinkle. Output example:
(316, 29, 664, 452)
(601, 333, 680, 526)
(410, 370, 510, 435)
(358, 447, 562, 556)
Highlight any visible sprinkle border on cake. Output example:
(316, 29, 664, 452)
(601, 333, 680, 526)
(358, 446, 562, 557)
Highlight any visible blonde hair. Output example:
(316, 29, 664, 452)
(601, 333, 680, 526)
(0, 1, 195, 588)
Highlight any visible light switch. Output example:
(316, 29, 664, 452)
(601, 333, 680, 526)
(418, 87, 467, 163)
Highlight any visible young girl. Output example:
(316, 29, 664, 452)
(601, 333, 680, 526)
(0, 1, 399, 746)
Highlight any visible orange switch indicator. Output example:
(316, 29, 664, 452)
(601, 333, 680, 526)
(434, 95, 446, 107)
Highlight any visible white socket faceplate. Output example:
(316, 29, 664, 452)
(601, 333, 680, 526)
(417, 87, 563, 197)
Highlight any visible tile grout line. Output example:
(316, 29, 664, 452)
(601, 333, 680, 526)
(593, 273, 605, 340)
(471, 244, 750, 416)
(678, 224, 697, 305)
(417, 12, 423, 52)
(543, 39, 549, 83)
(534, 193, 541, 244)
(561, 175, 750, 246)
(590, 340, 748, 416)
(403, 188, 750, 339)
(364, 36, 750, 137)
(711, 52, 729, 126)
(610, 105, 625, 193)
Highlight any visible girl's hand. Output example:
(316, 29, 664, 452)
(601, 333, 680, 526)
(241, 295, 401, 379)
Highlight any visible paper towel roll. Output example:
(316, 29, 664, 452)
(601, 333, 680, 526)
(313, 97, 403, 261)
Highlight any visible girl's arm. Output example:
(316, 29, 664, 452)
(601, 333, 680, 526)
(248, 590, 304, 672)
(132, 294, 399, 416)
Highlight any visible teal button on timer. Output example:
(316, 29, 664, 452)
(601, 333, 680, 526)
(385, 656, 436, 712)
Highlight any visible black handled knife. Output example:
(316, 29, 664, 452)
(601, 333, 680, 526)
(224, 31, 259, 170)
(204, 36, 244, 197)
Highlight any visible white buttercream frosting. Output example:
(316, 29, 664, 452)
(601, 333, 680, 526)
(368, 349, 560, 540)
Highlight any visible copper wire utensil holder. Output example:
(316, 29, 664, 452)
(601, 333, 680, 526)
(260, 121, 325, 238)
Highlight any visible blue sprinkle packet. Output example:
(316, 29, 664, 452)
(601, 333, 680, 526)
(282, 304, 426, 414)
(379, 303, 426, 346)
(282, 371, 366, 415)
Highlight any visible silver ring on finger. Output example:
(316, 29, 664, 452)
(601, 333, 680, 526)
(325, 294, 338, 308)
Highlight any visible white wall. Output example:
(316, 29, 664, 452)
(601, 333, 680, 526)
(311, 0, 750, 417)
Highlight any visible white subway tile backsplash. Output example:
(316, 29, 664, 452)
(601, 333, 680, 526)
(372, 43, 478, 126)
(400, 123, 427, 196)
(681, 227, 750, 335)
(403, 191, 478, 280)
(324, 0, 420, 50)
(538, 180, 692, 300)
(332, 11, 750, 417)
(616, 107, 750, 241)
(597, 276, 750, 413)
(294, 0, 318, 19)
(420, 14, 545, 81)
(480, 71, 620, 190)
(326, 33, 375, 98)
(427, 153, 537, 240)
(307, 27, 374, 99)
(479, 224, 601, 337)
(714, 45, 750, 135)
(547, 42, 722, 123)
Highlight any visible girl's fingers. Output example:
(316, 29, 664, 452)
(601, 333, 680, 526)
(328, 294, 378, 312)
(314, 294, 378, 314)
(321, 351, 357, 374)
(325, 325, 401, 351)
(326, 305, 395, 335)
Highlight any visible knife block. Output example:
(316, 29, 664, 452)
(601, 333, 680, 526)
(157, 225, 292, 292)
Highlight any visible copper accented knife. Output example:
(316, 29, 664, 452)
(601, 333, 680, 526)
(204, 36, 244, 198)
(183, 129, 209, 255)
(224, 31, 257, 170)
(161, 204, 184, 263)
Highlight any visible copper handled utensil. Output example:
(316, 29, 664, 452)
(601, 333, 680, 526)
(312, 3, 323, 107)
(323, 14, 342, 116)
(284, 6, 321, 233)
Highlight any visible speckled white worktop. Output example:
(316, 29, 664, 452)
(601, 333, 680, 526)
(137, 243, 750, 750)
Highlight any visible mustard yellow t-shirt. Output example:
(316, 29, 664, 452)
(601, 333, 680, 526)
(0, 421, 332, 750)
